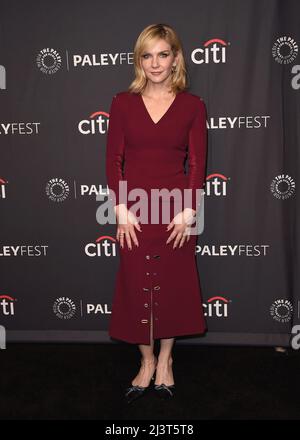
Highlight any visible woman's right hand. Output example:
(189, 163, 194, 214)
(114, 204, 142, 250)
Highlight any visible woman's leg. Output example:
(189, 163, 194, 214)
(155, 337, 175, 386)
(131, 309, 157, 387)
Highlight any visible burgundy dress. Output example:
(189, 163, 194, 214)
(105, 89, 208, 345)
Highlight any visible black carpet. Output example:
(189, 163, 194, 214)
(0, 342, 298, 420)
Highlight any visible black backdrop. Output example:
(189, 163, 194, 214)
(0, 0, 299, 346)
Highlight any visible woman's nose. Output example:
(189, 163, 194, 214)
(151, 57, 160, 67)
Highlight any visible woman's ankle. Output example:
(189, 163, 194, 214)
(141, 355, 157, 366)
(157, 356, 173, 366)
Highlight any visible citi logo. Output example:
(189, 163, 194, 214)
(85, 235, 117, 257)
(0, 178, 8, 199)
(203, 296, 230, 317)
(191, 38, 229, 64)
(78, 110, 109, 135)
(205, 173, 229, 196)
(0, 295, 16, 316)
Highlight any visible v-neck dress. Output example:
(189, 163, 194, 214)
(105, 89, 208, 345)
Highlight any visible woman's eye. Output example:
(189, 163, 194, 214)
(142, 53, 168, 59)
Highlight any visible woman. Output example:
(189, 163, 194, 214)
(105, 23, 208, 403)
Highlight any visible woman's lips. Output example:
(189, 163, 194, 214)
(151, 72, 163, 75)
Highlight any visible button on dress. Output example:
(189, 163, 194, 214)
(105, 90, 208, 345)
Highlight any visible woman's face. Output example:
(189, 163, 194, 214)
(140, 38, 178, 87)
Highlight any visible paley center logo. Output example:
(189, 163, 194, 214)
(272, 36, 300, 91)
(46, 178, 70, 202)
(36, 48, 133, 73)
(270, 299, 293, 323)
(52, 296, 111, 319)
(53, 297, 76, 319)
(0, 294, 16, 316)
(270, 174, 295, 199)
(45, 178, 109, 201)
(272, 36, 298, 64)
(85, 235, 118, 257)
(36, 48, 62, 74)
(191, 38, 230, 64)
(203, 296, 231, 317)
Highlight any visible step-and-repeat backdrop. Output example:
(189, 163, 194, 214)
(1, 0, 299, 346)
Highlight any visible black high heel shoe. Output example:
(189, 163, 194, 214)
(154, 383, 175, 399)
(124, 358, 157, 404)
(124, 376, 155, 404)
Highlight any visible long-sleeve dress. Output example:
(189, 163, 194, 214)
(105, 89, 208, 345)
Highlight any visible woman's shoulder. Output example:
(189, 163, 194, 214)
(110, 91, 137, 113)
(182, 90, 205, 103)
(182, 90, 206, 113)
(112, 90, 136, 101)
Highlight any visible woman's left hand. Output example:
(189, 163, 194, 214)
(166, 208, 196, 249)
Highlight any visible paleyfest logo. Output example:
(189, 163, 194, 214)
(53, 297, 76, 320)
(36, 48, 62, 74)
(272, 36, 298, 64)
(270, 299, 293, 323)
(270, 174, 295, 199)
(46, 178, 70, 202)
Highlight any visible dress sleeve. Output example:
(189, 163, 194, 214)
(105, 94, 126, 208)
(186, 98, 208, 212)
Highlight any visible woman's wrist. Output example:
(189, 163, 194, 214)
(113, 203, 127, 214)
(183, 207, 196, 216)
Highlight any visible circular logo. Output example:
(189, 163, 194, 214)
(53, 297, 76, 319)
(36, 48, 62, 74)
(270, 174, 295, 199)
(46, 178, 70, 202)
(270, 299, 293, 323)
(272, 36, 298, 64)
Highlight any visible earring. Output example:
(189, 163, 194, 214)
(172, 65, 177, 73)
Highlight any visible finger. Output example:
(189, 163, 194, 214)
(125, 232, 132, 250)
(166, 230, 177, 244)
(166, 220, 174, 231)
(184, 227, 191, 241)
(130, 228, 139, 247)
(173, 232, 183, 249)
(119, 233, 125, 248)
(179, 234, 187, 248)
(134, 221, 142, 232)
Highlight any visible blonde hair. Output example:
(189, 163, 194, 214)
(128, 23, 188, 95)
